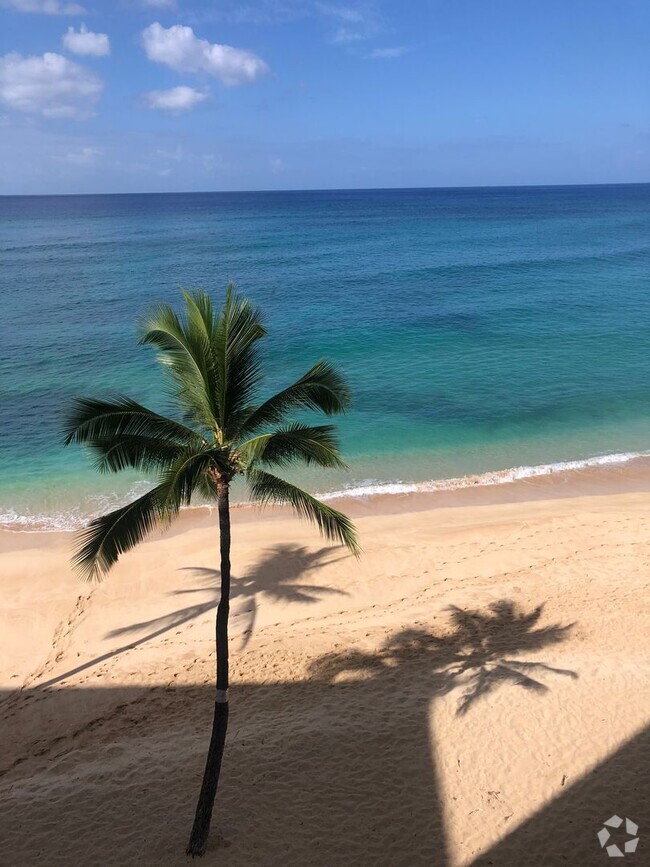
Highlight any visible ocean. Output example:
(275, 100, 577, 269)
(1, 184, 649, 530)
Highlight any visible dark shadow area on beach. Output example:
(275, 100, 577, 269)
(0, 599, 579, 866)
(25, 544, 347, 691)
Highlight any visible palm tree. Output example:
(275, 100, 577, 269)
(63, 286, 359, 856)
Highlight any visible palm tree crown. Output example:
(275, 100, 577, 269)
(64, 286, 359, 581)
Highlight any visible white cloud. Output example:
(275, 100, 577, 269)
(1, 0, 86, 13)
(142, 0, 176, 7)
(63, 24, 110, 57)
(145, 85, 208, 114)
(142, 22, 269, 86)
(0, 52, 102, 119)
(366, 46, 407, 59)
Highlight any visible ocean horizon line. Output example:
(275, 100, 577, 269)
(2, 180, 650, 200)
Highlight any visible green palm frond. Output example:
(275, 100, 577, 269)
(240, 423, 347, 470)
(63, 397, 200, 447)
(73, 445, 225, 580)
(196, 474, 218, 502)
(90, 435, 189, 474)
(239, 360, 351, 437)
(182, 288, 215, 340)
(247, 469, 359, 555)
(139, 299, 219, 430)
(212, 285, 266, 440)
(72, 485, 168, 582)
(157, 445, 227, 513)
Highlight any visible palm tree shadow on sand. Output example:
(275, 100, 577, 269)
(310, 600, 577, 715)
(28, 545, 348, 691)
(179, 542, 348, 649)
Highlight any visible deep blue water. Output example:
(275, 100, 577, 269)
(1, 185, 649, 527)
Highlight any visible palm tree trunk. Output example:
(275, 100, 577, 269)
(186, 480, 231, 857)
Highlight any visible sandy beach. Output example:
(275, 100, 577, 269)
(1, 478, 649, 866)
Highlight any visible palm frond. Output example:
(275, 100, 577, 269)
(156, 445, 226, 514)
(63, 397, 200, 447)
(72, 485, 168, 582)
(196, 473, 218, 503)
(90, 435, 188, 474)
(213, 284, 266, 440)
(138, 299, 219, 431)
(240, 423, 347, 470)
(239, 360, 351, 437)
(73, 444, 226, 580)
(182, 289, 215, 341)
(247, 469, 359, 555)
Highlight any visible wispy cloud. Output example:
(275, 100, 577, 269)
(316, 1, 379, 44)
(142, 22, 269, 86)
(331, 27, 365, 44)
(145, 86, 208, 114)
(366, 45, 407, 60)
(315, 3, 365, 23)
(185, 1, 379, 42)
(0, 51, 102, 119)
(155, 145, 184, 162)
(186, 1, 307, 26)
(56, 145, 101, 165)
(1, 0, 85, 13)
(62, 24, 110, 57)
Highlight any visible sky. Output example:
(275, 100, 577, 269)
(0, 0, 648, 194)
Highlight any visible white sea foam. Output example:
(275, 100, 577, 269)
(2, 451, 648, 532)
(317, 450, 650, 502)
(0, 480, 156, 533)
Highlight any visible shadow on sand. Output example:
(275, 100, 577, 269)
(310, 600, 577, 716)
(0, 597, 590, 866)
(27, 544, 348, 690)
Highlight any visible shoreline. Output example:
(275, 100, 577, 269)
(2, 450, 650, 538)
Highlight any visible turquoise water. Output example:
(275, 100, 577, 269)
(1, 185, 649, 528)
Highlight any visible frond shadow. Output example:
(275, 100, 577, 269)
(179, 543, 348, 648)
(33, 543, 346, 689)
(310, 599, 577, 716)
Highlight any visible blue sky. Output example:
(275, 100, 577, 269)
(0, 0, 648, 194)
